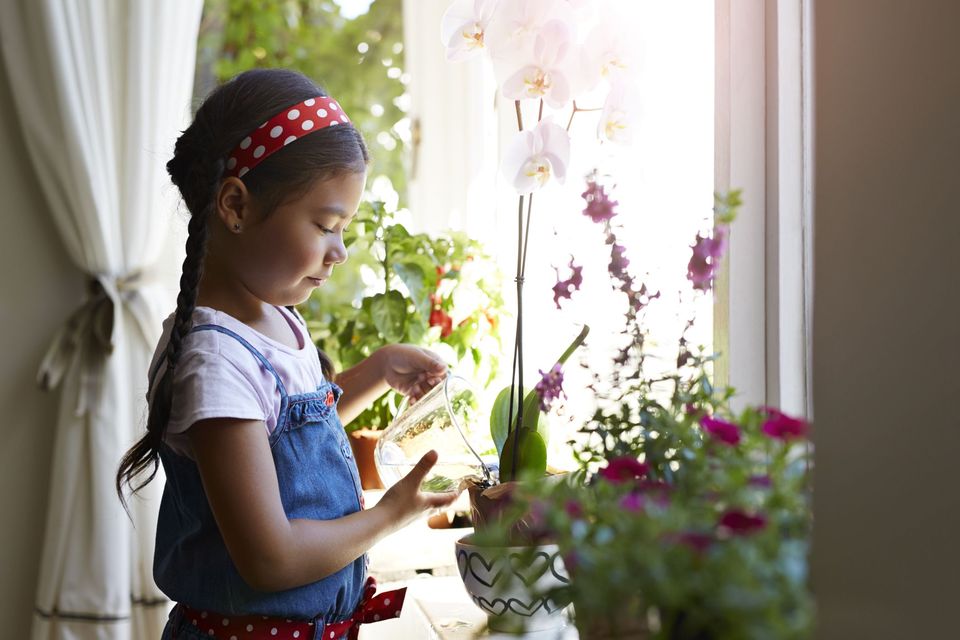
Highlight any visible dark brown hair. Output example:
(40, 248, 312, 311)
(116, 68, 368, 507)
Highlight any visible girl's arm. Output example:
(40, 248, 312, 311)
(188, 417, 456, 592)
(334, 344, 448, 426)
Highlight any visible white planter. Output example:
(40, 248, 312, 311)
(455, 534, 571, 633)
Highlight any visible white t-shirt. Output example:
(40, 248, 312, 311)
(146, 305, 327, 458)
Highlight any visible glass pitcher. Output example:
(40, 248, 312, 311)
(374, 373, 497, 492)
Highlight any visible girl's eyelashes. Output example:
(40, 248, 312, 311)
(315, 223, 336, 234)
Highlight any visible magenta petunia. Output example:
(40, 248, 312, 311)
(619, 492, 646, 512)
(598, 456, 650, 484)
(678, 531, 713, 553)
(760, 407, 809, 440)
(534, 363, 565, 412)
(699, 415, 742, 446)
(718, 509, 767, 536)
(564, 500, 584, 519)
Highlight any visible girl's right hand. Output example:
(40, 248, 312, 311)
(376, 450, 459, 530)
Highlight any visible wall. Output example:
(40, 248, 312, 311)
(0, 59, 84, 637)
(812, 1, 960, 637)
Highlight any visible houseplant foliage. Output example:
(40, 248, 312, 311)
(300, 199, 506, 432)
(196, 0, 410, 200)
(475, 187, 814, 638)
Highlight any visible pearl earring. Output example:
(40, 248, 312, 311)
(233, 223, 241, 232)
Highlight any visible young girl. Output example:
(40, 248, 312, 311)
(116, 68, 457, 640)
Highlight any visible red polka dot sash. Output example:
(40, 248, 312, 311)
(226, 96, 352, 179)
(175, 576, 404, 640)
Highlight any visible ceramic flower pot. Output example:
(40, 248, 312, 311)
(455, 533, 571, 633)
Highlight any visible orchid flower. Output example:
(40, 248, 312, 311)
(441, 0, 500, 62)
(598, 79, 639, 145)
(500, 120, 571, 193)
(500, 20, 575, 108)
(580, 21, 633, 91)
(485, 0, 575, 60)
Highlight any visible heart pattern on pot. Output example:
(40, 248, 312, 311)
(471, 596, 549, 617)
(458, 549, 504, 588)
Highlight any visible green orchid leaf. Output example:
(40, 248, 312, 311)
(499, 428, 547, 482)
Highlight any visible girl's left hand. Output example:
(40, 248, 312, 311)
(381, 344, 448, 402)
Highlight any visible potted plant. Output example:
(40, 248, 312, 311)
(298, 199, 506, 489)
(473, 185, 813, 638)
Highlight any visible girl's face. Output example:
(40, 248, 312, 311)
(232, 170, 366, 306)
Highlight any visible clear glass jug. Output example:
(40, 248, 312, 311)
(374, 373, 497, 492)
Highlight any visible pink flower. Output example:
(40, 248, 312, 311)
(552, 257, 583, 309)
(699, 415, 742, 446)
(678, 531, 713, 553)
(598, 456, 649, 484)
(564, 500, 584, 519)
(534, 363, 565, 412)
(718, 509, 767, 536)
(760, 407, 809, 440)
(581, 178, 618, 223)
(687, 226, 729, 291)
(619, 492, 645, 512)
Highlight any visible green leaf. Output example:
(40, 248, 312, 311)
(392, 261, 429, 320)
(369, 290, 406, 342)
(490, 385, 543, 456)
(499, 429, 547, 481)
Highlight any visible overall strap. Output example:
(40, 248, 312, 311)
(148, 324, 289, 400)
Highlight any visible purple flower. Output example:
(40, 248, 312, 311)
(748, 474, 772, 488)
(552, 257, 583, 309)
(598, 456, 649, 484)
(534, 363, 565, 412)
(687, 226, 729, 291)
(760, 407, 809, 440)
(564, 500, 584, 519)
(581, 179, 618, 223)
(609, 243, 630, 280)
(718, 509, 767, 536)
(619, 492, 646, 512)
(678, 531, 713, 553)
(699, 415, 742, 446)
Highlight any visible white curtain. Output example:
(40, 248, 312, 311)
(0, 2, 203, 639)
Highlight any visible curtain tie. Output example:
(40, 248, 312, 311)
(36, 271, 150, 415)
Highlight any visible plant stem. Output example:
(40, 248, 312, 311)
(565, 100, 604, 132)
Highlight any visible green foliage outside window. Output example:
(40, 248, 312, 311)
(195, 0, 408, 201)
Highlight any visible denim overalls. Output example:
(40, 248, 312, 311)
(153, 323, 367, 640)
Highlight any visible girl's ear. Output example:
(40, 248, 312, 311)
(215, 177, 252, 232)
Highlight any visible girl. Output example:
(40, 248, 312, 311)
(116, 68, 457, 640)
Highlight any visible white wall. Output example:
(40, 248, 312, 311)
(812, 1, 960, 637)
(0, 59, 84, 637)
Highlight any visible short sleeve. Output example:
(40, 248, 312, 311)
(166, 349, 270, 435)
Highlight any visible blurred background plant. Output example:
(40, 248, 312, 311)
(195, 0, 409, 203)
(302, 199, 506, 431)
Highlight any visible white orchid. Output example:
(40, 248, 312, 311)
(484, 0, 575, 59)
(441, 0, 500, 62)
(598, 79, 639, 145)
(499, 20, 575, 108)
(580, 21, 633, 91)
(501, 120, 571, 194)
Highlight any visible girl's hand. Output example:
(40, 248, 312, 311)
(380, 344, 448, 402)
(376, 450, 459, 530)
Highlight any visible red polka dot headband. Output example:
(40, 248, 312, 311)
(225, 95, 352, 178)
